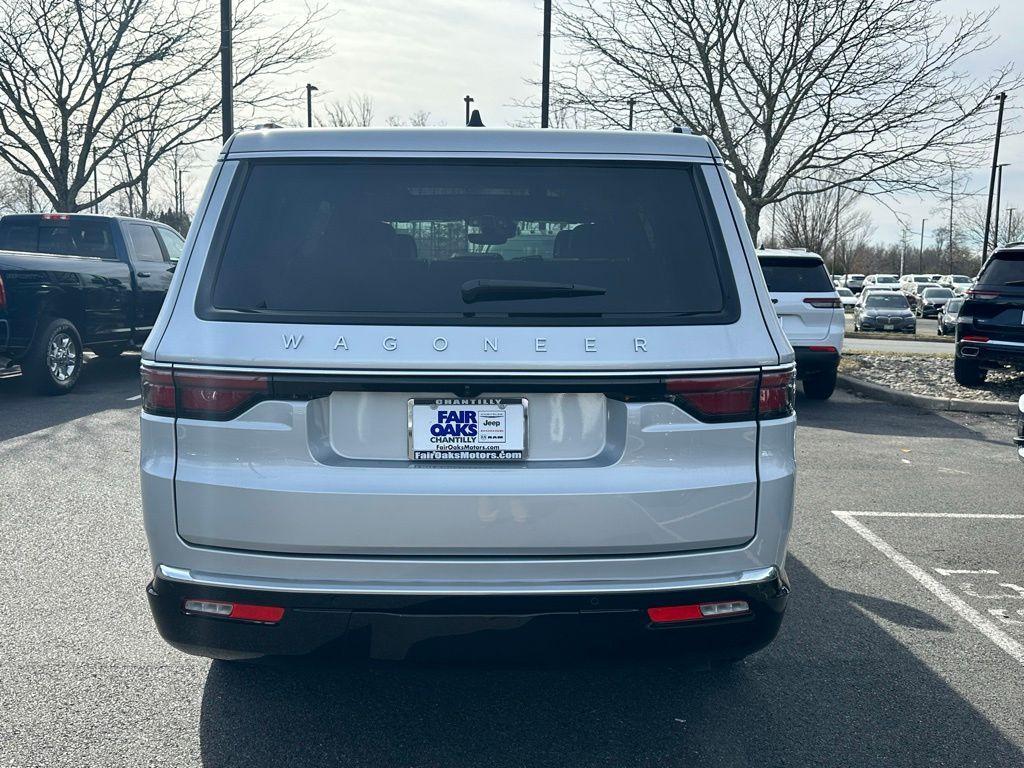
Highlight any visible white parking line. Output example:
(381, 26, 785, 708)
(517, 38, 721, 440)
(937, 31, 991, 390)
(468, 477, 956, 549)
(934, 568, 1000, 576)
(832, 510, 1024, 666)
(125, 394, 141, 401)
(836, 511, 1024, 520)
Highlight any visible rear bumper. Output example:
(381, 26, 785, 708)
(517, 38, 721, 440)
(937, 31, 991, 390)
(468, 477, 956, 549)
(147, 566, 789, 661)
(793, 346, 840, 377)
(956, 339, 1024, 369)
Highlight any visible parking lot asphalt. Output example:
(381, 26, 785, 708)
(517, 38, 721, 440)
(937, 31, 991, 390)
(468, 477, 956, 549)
(2, 355, 1022, 767)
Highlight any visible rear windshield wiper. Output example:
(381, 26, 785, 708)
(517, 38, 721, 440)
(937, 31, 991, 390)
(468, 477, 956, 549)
(461, 279, 606, 304)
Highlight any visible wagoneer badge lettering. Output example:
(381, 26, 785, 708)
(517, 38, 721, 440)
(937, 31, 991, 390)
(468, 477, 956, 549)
(306, 336, 655, 353)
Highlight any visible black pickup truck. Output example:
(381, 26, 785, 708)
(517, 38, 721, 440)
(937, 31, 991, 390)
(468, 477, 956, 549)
(0, 213, 184, 394)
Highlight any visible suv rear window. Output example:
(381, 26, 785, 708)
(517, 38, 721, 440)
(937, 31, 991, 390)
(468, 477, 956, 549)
(202, 160, 738, 325)
(758, 258, 833, 293)
(978, 252, 1024, 287)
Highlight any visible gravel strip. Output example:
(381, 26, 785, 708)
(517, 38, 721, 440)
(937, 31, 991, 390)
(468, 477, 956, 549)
(840, 353, 1024, 403)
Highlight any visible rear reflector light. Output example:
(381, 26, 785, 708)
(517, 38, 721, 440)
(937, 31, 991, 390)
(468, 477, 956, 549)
(183, 599, 285, 624)
(666, 370, 795, 422)
(803, 297, 842, 309)
(808, 346, 838, 353)
(141, 365, 270, 420)
(961, 335, 989, 343)
(647, 600, 750, 624)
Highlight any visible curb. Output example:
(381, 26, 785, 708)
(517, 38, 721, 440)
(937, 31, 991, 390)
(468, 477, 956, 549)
(837, 373, 1019, 415)
(845, 331, 953, 344)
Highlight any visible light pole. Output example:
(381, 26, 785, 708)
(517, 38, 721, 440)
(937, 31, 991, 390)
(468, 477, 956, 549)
(92, 146, 100, 214)
(306, 83, 318, 127)
(982, 92, 1007, 258)
(993, 163, 1009, 249)
(540, 0, 552, 128)
(220, 0, 233, 143)
(463, 95, 474, 126)
(627, 98, 636, 130)
(919, 218, 925, 276)
(1008, 208, 1017, 244)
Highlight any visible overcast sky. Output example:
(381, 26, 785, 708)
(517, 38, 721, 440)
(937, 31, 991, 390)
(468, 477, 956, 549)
(196, 0, 1022, 247)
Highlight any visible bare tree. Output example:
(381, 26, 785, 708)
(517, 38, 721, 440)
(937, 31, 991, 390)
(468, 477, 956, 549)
(320, 94, 376, 127)
(775, 181, 873, 271)
(384, 109, 438, 127)
(555, 0, 1017, 241)
(0, 0, 329, 212)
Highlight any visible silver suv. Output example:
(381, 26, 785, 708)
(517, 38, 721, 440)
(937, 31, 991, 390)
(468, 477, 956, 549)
(140, 127, 796, 662)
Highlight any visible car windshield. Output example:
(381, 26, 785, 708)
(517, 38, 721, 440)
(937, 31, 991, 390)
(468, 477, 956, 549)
(978, 252, 1024, 287)
(874, 276, 898, 283)
(922, 288, 952, 298)
(865, 294, 909, 308)
(837, 288, 853, 296)
(946, 298, 963, 313)
(208, 160, 737, 324)
(951, 275, 971, 282)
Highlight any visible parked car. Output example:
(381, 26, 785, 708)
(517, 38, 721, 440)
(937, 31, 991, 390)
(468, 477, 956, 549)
(936, 297, 963, 335)
(939, 274, 974, 294)
(836, 287, 857, 311)
(757, 249, 844, 399)
(863, 274, 899, 290)
(955, 244, 1024, 385)
(0, 213, 183, 394)
(904, 281, 941, 312)
(1015, 395, 1023, 463)
(832, 274, 845, 288)
(141, 127, 796, 663)
(916, 286, 955, 318)
(853, 291, 916, 334)
(899, 274, 933, 293)
(858, 285, 899, 305)
(844, 273, 866, 293)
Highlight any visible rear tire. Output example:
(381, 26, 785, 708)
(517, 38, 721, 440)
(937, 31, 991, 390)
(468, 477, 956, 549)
(954, 357, 986, 387)
(21, 317, 84, 395)
(802, 367, 838, 400)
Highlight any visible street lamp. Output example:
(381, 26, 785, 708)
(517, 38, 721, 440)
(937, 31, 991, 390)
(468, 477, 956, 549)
(982, 92, 1007, 258)
(464, 94, 474, 126)
(220, 0, 233, 143)
(993, 163, 1010, 249)
(540, 0, 552, 128)
(306, 83, 318, 128)
(92, 146, 105, 214)
(627, 98, 636, 130)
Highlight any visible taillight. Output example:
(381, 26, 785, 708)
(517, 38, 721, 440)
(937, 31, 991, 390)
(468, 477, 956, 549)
(0, 274, 6, 310)
(803, 297, 842, 309)
(140, 365, 270, 420)
(666, 369, 795, 423)
(759, 370, 797, 419)
(965, 289, 1000, 299)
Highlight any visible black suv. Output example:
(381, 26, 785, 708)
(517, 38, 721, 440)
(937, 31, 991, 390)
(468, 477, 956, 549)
(955, 245, 1024, 386)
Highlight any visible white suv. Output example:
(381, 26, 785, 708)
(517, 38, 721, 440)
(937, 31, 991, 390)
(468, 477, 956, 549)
(757, 249, 844, 399)
(140, 127, 796, 662)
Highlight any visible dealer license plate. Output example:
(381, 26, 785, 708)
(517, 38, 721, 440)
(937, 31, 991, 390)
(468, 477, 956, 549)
(884, 324, 895, 331)
(409, 398, 527, 461)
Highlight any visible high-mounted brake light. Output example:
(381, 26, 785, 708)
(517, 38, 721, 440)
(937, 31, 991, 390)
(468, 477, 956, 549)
(41, 213, 70, 221)
(803, 297, 842, 309)
(141, 365, 270, 420)
(183, 599, 285, 624)
(666, 370, 795, 423)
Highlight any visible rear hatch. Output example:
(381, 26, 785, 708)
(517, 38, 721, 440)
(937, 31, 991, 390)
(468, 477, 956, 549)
(966, 252, 1024, 342)
(159, 156, 786, 557)
(759, 256, 839, 342)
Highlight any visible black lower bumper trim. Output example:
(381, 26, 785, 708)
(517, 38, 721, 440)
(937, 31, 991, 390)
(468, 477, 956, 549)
(147, 572, 790, 662)
(793, 347, 840, 377)
(956, 343, 1024, 369)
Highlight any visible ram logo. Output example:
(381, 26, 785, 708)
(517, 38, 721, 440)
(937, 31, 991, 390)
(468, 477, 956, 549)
(282, 333, 304, 350)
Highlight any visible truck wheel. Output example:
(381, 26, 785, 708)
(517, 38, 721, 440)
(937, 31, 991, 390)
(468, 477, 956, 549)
(802, 367, 837, 400)
(953, 357, 986, 387)
(22, 317, 84, 395)
(91, 344, 126, 359)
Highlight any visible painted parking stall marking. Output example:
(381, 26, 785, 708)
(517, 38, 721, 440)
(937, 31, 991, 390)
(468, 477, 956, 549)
(832, 510, 1024, 666)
